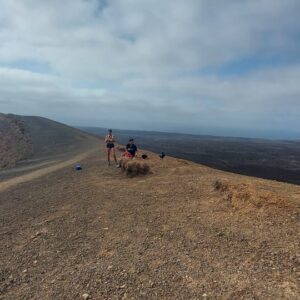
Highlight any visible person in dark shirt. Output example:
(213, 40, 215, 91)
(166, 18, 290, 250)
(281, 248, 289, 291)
(125, 138, 138, 158)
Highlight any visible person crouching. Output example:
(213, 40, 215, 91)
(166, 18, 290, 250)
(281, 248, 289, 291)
(123, 138, 138, 158)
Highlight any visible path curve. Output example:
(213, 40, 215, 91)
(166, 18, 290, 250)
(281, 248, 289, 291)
(0, 148, 98, 193)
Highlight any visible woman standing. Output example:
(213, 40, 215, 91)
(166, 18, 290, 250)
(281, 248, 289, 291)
(105, 129, 118, 166)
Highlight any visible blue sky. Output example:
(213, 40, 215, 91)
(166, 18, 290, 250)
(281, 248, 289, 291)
(0, 0, 300, 139)
(0, 59, 52, 74)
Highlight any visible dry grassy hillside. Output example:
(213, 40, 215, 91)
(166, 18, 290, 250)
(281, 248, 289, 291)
(82, 127, 300, 185)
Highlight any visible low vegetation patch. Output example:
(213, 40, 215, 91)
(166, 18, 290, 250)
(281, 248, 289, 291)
(119, 158, 150, 177)
(213, 179, 294, 213)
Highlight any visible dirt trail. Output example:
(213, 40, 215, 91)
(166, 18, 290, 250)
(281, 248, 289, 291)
(0, 159, 59, 176)
(0, 148, 98, 193)
(0, 150, 299, 299)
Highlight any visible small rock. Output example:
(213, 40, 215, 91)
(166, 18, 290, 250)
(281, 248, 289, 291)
(120, 284, 126, 289)
(22, 269, 27, 273)
(107, 265, 113, 270)
(202, 293, 207, 297)
(149, 280, 154, 288)
(33, 260, 38, 265)
(51, 280, 55, 284)
(103, 228, 109, 230)
(82, 293, 90, 300)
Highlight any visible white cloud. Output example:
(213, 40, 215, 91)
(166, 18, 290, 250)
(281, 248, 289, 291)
(0, 0, 300, 137)
(0, 68, 107, 105)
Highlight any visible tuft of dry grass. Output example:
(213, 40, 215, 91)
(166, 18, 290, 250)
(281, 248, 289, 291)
(119, 158, 150, 177)
(213, 179, 294, 213)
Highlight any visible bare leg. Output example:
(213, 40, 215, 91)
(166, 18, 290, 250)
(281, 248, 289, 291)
(112, 148, 118, 164)
(107, 148, 111, 165)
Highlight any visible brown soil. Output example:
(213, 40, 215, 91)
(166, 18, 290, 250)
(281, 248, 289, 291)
(0, 143, 299, 299)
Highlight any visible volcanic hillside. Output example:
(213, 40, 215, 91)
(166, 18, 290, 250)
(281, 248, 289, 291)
(0, 117, 299, 299)
(0, 113, 99, 170)
(0, 113, 32, 168)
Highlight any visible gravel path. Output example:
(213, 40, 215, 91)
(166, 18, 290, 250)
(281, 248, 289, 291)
(0, 148, 98, 193)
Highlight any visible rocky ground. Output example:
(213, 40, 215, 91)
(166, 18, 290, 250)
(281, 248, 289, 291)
(0, 144, 299, 299)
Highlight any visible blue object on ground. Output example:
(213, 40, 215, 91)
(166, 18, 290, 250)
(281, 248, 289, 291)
(75, 164, 82, 170)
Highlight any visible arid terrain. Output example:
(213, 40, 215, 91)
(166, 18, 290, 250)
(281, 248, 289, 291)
(82, 127, 300, 185)
(0, 117, 299, 299)
(0, 114, 99, 182)
(0, 113, 32, 169)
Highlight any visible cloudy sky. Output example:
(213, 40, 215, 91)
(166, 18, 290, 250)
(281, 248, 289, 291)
(0, 0, 300, 138)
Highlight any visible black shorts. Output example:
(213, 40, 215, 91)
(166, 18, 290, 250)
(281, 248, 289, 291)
(106, 143, 115, 149)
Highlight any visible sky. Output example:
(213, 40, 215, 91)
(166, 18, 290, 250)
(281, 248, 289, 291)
(0, 0, 300, 139)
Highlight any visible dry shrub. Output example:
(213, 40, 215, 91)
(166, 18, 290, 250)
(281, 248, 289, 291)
(213, 179, 294, 213)
(119, 158, 150, 177)
(213, 180, 230, 192)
